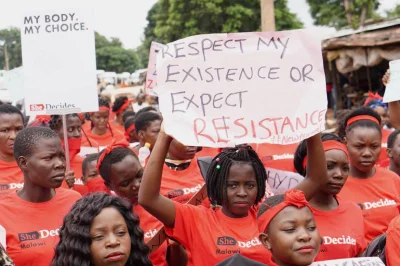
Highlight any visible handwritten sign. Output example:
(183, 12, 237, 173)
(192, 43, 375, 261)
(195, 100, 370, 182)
(145, 42, 164, 96)
(311, 257, 384, 266)
(384, 60, 400, 103)
(266, 168, 304, 194)
(21, 9, 98, 115)
(154, 30, 327, 147)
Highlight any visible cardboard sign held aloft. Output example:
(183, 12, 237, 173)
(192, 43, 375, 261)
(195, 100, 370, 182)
(21, 9, 98, 115)
(145, 42, 164, 96)
(384, 60, 400, 103)
(155, 30, 327, 147)
(311, 257, 384, 266)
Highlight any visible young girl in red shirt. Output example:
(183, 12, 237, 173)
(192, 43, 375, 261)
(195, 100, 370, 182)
(111, 96, 134, 134)
(338, 107, 400, 243)
(0, 127, 81, 266)
(52, 193, 152, 266)
(139, 128, 328, 265)
(293, 133, 366, 260)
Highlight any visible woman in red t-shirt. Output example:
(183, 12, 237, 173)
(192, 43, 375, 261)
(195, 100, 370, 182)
(385, 129, 400, 176)
(139, 129, 328, 266)
(85, 98, 126, 147)
(293, 133, 366, 260)
(338, 107, 400, 243)
(0, 104, 24, 197)
(53, 193, 152, 266)
(97, 143, 187, 266)
(257, 190, 321, 266)
(111, 96, 134, 134)
(0, 127, 81, 266)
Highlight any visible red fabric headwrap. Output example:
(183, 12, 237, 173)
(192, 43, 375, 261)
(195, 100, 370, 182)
(31, 115, 51, 127)
(114, 100, 134, 115)
(258, 190, 311, 233)
(96, 139, 129, 172)
(346, 115, 380, 127)
(303, 140, 349, 168)
(363, 91, 383, 107)
(124, 124, 135, 142)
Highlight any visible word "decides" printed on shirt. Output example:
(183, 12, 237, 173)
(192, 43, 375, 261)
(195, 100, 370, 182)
(362, 199, 397, 210)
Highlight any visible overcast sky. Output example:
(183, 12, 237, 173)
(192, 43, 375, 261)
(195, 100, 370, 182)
(0, 0, 398, 49)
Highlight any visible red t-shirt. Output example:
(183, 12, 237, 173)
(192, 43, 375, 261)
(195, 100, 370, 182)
(86, 177, 111, 194)
(0, 160, 24, 197)
(312, 199, 366, 261)
(111, 121, 125, 134)
(85, 129, 125, 147)
(161, 158, 205, 204)
(81, 133, 100, 148)
(165, 202, 272, 266)
(134, 205, 166, 266)
(386, 215, 400, 266)
(0, 188, 81, 266)
(250, 143, 298, 171)
(338, 167, 400, 243)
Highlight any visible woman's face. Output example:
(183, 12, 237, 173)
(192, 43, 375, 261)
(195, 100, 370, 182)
(82, 160, 99, 184)
(346, 127, 381, 173)
(168, 139, 197, 160)
(139, 120, 161, 148)
(107, 155, 143, 205)
(0, 113, 24, 158)
(260, 206, 320, 266)
(91, 111, 109, 131)
(90, 207, 131, 266)
(374, 106, 389, 127)
(222, 163, 258, 218)
(56, 115, 82, 140)
(322, 149, 349, 195)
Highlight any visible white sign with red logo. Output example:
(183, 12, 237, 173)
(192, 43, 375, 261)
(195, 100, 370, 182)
(311, 257, 384, 266)
(155, 30, 327, 148)
(21, 8, 98, 115)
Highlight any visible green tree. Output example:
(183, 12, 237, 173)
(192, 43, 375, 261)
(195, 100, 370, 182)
(96, 46, 140, 73)
(143, 0, 303, 45)
(386, 4, 400, 18)
(0, 28, 22, 70)
(306, 0, 380, 29)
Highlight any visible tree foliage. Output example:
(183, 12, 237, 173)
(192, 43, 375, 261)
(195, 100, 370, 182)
(142, 0, 303, 46)
(306, 0, 380, 29)
(0, 28, 22, 70)
(386, 4, 400, 19)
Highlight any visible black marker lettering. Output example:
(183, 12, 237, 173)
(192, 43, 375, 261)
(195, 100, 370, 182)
(257, 37, 277, 50)
(174, 42, 186, 58)
(201, 38, 213, 62)
(188, 42, 200, 56)
(182, 67, 197, 82)
(162, 45, 173, 59)
(226, 68, 238, 82)
(302, 64, 314, 81)
(205, 67, 214, 82)
(214, 68, 224, 81)
(258, 66, 267, 79)
(171, 92, 185, 113)
(268, 67, 280, 80)
(165, 64, 180, 82)
(239, 67, 253, 80)
(200, 94, 212, 116)
(277, 38, 290, 59)
(235, 39, 246, 53)
(213, 40, 223, 51)
(213, 93, 224, 108)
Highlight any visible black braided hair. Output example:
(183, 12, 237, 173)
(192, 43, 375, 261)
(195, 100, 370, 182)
(293, 133, 342, 177)
(388, 129, 400, 149)
(256, 194, 285, 232)
(206, 145, 266, 206)
(112, 96, 129, 113)
(98, 147, 138, 184)
(338, 107, 382, 141)
(122, 111, 136, 124)
(52, 193, 152, 266)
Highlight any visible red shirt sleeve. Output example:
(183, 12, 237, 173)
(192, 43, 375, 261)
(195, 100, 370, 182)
(386, 216, 400, 266)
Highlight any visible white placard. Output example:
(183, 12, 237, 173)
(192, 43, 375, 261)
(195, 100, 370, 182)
(3, 67, 25, 102)
(155, 30, 327, 147)
(145, 42, 164, 96)
(384, 60, 400, 103)
(266, 168, 304, 194)
(21, 9, 98, 115)
(311, 257, 384, 266)
(79, 147, 99, 158)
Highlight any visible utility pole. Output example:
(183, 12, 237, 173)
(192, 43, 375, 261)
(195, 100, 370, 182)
(4, 43, 9, 71)
(261, 0, 275, 31)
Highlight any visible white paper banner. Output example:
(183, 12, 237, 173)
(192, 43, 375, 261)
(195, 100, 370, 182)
(266, 168, 304, 194)
(384, 59, 400, 103)
(145, 42, 164, 96)
(155, 29, 327, 147)
(21, 9, 98, 115)
(311, 257, 384, 266)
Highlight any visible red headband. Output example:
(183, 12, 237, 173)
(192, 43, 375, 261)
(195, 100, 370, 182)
(114, 100, 134, 115)
(346, 115, 379, 127)
(124, 124, 135, 141)
(96, 140, 129, 172)
(258, 190, 311, 233)
(31, 115, 51, 127)
(90, 106, 110, 116)
(303, 140, 349, 168)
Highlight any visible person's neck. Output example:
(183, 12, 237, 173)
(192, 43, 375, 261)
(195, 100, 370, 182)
(350, 165, 375, 179)
(17, 180, 56, 203)
(309, 191, 338, 211)
(0, 152, 15, 163)
(92, 127, 107, 136)
(389, 161, 400, 176)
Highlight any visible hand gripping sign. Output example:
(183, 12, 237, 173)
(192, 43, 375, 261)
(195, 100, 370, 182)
(154, 29, 327, 147)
